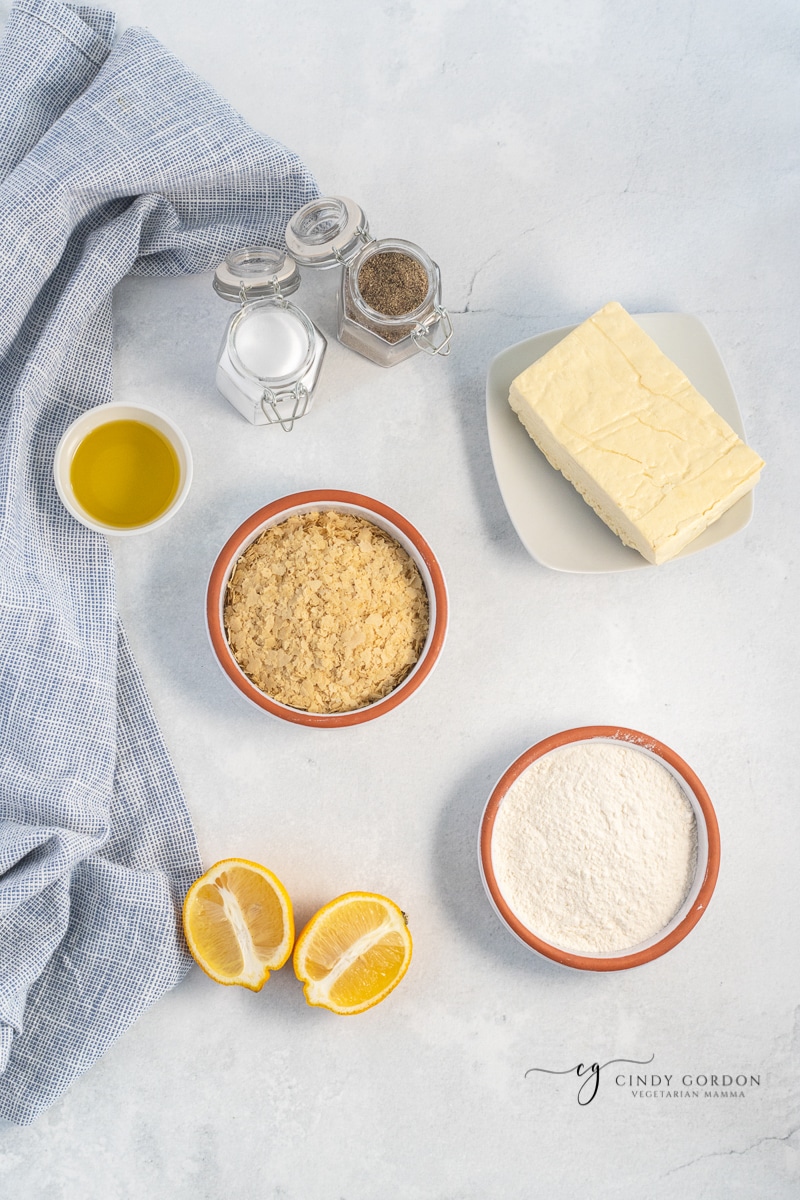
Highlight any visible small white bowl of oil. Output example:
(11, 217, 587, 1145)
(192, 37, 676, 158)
(54, 402, 192, 535)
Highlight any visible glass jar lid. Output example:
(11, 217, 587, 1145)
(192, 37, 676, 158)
(284, 196, 369, 269)
(213, 246, 301, 302)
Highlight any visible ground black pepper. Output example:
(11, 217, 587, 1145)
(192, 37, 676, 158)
(357, 251, 429, 317)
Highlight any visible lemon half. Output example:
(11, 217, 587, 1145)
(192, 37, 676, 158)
(183, 858, 294, 991)
(293, 892, 412, 1015)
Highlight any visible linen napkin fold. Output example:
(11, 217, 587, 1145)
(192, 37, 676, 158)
(0, 0, 319, 1125)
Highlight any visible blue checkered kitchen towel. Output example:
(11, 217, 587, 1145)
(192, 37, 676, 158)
(0, 1, 319, 1125)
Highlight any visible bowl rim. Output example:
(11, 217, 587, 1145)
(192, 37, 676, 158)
(206, 489, 448, 727)
(478, 725, 721, 971)
(53, 401, 193, 536)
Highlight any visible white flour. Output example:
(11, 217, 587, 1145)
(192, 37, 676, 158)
(491, 741, 698, 954)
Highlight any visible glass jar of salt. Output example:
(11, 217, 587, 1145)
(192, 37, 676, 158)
(213, 247, 327, 431)
(284, 196, 452, 367)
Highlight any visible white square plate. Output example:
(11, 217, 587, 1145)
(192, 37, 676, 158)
(485, 312, 755, 573)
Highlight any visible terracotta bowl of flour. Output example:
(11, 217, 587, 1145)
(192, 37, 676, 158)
(478, 727, 720, 971)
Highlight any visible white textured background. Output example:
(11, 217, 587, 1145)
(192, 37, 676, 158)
(1, 1, 798, 1196)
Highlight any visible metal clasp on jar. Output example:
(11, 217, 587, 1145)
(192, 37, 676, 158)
(260, 382, 310, 432)
(333, 221, 372, 265)
(239, 278, 283, 306)
(411, 304, 453, 357)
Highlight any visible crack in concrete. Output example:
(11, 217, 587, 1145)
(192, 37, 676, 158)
(664, 1123, 800, 1177)
(448, 305, 548, 318)
(457, 247, 503, 313)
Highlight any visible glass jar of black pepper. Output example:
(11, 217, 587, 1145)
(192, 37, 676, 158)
(284, 196, 452, 367)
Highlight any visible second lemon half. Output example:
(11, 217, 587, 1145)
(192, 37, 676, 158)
(293, 892, 412, 1015)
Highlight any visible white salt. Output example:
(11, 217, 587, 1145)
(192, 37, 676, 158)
(233, 306, 310, 380)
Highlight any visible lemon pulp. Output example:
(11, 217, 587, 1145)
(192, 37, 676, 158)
(70, 419, 179, 528)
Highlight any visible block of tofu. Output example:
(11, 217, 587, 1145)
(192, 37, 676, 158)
(508, 302, 764, 564)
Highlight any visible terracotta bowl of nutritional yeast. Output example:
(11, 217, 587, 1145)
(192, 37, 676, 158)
(54, 402, 192, 535)
(478, 727, 720, 971)
(206, 490, 448, 727)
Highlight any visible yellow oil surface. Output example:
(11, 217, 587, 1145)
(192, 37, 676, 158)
(70, 419, 180, 528)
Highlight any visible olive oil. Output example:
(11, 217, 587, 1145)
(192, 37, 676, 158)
(69, 419, 180, 529)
